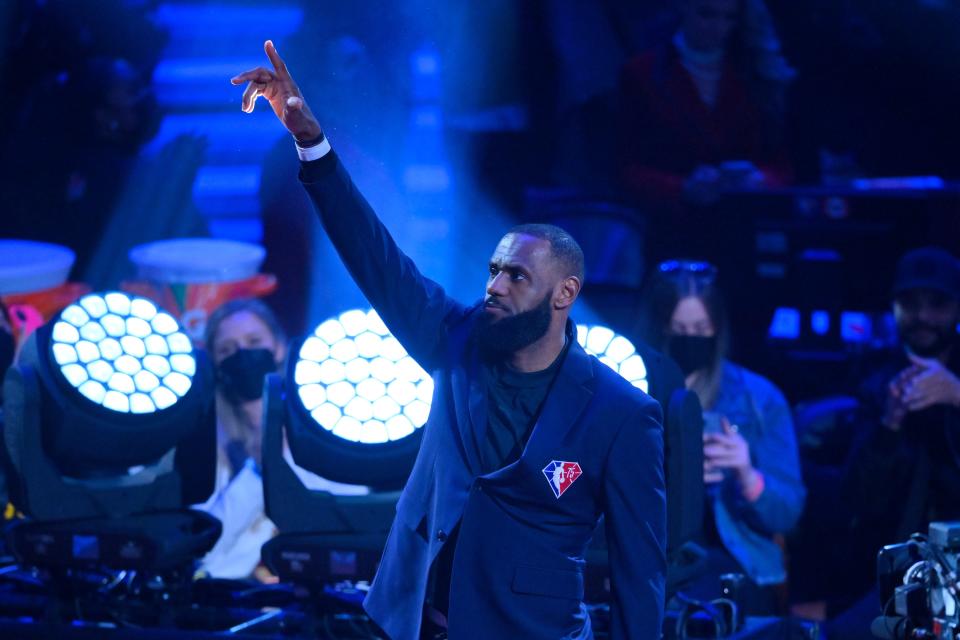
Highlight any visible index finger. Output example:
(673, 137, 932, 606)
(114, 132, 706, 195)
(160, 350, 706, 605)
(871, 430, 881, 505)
(264, 40, 289, 78)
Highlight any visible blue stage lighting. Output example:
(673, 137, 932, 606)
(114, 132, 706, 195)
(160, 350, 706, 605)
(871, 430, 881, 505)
(50, 293, 195, 414)
(576, 324, 648, 394)
(293, 309, 432, 445)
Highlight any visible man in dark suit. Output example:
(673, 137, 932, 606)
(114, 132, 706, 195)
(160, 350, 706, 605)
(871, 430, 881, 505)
(233, 41, 666, 640)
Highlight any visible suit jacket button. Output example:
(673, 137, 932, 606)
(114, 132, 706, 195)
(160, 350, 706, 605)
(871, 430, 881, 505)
(436, 530, 447, 542)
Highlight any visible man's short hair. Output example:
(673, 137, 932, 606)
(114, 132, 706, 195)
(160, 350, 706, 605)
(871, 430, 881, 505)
(507, 223, 586, 284)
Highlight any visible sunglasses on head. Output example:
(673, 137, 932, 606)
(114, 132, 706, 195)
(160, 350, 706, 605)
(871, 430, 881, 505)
(657, 260, 718, 283)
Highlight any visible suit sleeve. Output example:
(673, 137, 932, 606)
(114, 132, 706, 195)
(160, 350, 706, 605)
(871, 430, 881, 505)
(603, 398, 667, 640)
(299, 152, 466, 370)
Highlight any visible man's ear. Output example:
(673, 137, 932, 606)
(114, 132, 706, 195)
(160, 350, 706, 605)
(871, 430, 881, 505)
(554, 276, 582, 311)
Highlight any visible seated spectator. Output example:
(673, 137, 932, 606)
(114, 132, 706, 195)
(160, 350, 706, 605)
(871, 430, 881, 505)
(828, 247, 960, 638)
(619, 0, 793, 211)
(640, 260, 805, 614)
(196, 299, 367, 581)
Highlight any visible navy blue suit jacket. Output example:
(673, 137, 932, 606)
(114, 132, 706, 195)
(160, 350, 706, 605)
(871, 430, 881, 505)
(301, 151, 666, 640)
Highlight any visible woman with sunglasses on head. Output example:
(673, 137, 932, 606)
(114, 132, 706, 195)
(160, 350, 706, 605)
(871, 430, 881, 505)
(640, 260, 805, 615)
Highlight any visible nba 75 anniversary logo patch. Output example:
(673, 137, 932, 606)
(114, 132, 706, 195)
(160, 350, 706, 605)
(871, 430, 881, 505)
(542, 461, 582, 498)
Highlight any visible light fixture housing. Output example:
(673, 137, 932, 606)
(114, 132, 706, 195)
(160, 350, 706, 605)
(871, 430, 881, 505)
(284, 309, 431, 489)
(261, 373, 397, 584)
(3, 291, 216, 520)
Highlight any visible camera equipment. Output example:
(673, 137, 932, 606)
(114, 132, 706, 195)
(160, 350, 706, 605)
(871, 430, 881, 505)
(873, 522, 960, 639)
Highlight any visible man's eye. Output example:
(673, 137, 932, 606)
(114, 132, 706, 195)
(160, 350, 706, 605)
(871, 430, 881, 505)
(489, 266, 499, 276)
(511, 272, 526, 281)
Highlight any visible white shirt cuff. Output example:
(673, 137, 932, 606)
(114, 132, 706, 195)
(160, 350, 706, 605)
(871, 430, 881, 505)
(295, 137, 331, 162)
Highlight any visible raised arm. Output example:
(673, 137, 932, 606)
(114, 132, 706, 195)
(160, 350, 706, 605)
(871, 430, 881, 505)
(232, 41, 465, 368)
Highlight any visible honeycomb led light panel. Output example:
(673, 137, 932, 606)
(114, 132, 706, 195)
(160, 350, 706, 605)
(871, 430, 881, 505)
(576, 324, 648, 394)
(295, 309, 432, 445)
(50, 293, 195, 414)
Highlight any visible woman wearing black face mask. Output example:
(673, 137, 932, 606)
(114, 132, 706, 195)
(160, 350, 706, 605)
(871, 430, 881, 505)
(640, 261, 805, 616)
(195, 298, 287, 581)
(197, 299, 368, 581)
(191, 300, 286, 579)
(207, 300, 288, 473)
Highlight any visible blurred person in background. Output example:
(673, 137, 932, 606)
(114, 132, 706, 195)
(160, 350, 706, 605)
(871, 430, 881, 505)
(827, 247, 960, 638)
(640, 260, 804, 615)
(0, 0, 167, 273)
(0, 54, 163, 275)
(0, 1, 207, 289)
(618, 0, 794, 261)
(198, 299, 367, 581)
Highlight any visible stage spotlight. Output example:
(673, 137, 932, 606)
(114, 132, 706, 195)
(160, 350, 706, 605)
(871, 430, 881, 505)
(576, 323, 648, 394)
(3, 291, 217, 522)
(293, 308, 432, 445)
(260, 309, 430, 583)
(281, 309, 430, 489)
(50, 292, 195, 415)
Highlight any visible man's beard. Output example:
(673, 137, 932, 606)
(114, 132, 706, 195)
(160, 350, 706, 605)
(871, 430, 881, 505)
(900, 320, 958, 358)
(473, 293, 553, 360)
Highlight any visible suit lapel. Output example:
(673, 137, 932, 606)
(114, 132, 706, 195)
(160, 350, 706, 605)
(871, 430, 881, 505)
(523, 339, 594, 458)
(465, 351, 488, 470)
(449, 315, 486, 476)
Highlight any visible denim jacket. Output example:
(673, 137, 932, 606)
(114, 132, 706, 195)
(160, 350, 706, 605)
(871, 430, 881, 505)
(708, 361, 806, 585)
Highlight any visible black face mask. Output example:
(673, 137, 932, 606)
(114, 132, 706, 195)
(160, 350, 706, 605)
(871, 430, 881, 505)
(216, 348, 277, 403)
(668, 334, 717, 376)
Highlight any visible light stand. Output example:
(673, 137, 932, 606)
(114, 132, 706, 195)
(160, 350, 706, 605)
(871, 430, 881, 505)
(260, 373, 396, 587)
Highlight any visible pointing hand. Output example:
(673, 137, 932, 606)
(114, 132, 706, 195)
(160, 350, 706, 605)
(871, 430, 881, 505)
(231, 40, 323, 143)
